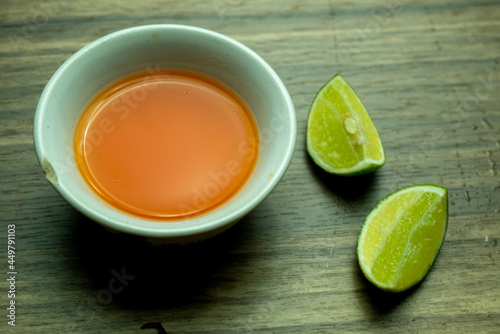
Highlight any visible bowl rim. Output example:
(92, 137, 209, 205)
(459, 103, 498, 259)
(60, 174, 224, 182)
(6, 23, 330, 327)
(34, 24, 297, 239)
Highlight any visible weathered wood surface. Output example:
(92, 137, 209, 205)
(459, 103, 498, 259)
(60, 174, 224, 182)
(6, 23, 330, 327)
(1, 0, 499, 333)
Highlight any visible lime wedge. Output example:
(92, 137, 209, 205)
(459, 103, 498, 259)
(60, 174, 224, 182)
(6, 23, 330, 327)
(307, 74, 385, 176)
(357, 185, 448, 292)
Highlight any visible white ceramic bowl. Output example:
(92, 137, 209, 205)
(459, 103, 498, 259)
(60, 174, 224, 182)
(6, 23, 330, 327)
(34, 24, 296, 245)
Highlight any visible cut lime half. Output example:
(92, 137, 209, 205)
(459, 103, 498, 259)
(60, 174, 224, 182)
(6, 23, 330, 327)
(307, 74, 385, 176)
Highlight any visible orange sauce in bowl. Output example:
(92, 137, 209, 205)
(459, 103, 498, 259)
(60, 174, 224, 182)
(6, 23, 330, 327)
(74, 70, 258, 220)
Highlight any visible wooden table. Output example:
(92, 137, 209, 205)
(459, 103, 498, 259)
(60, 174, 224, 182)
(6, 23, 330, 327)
(1, 0, 499, 333)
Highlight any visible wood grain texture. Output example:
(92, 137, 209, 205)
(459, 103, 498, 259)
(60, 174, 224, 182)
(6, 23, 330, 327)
(1, 0, 499, 333)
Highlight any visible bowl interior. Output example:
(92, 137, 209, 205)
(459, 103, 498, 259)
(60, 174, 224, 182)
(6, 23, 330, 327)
(34, 24, 296, 239)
